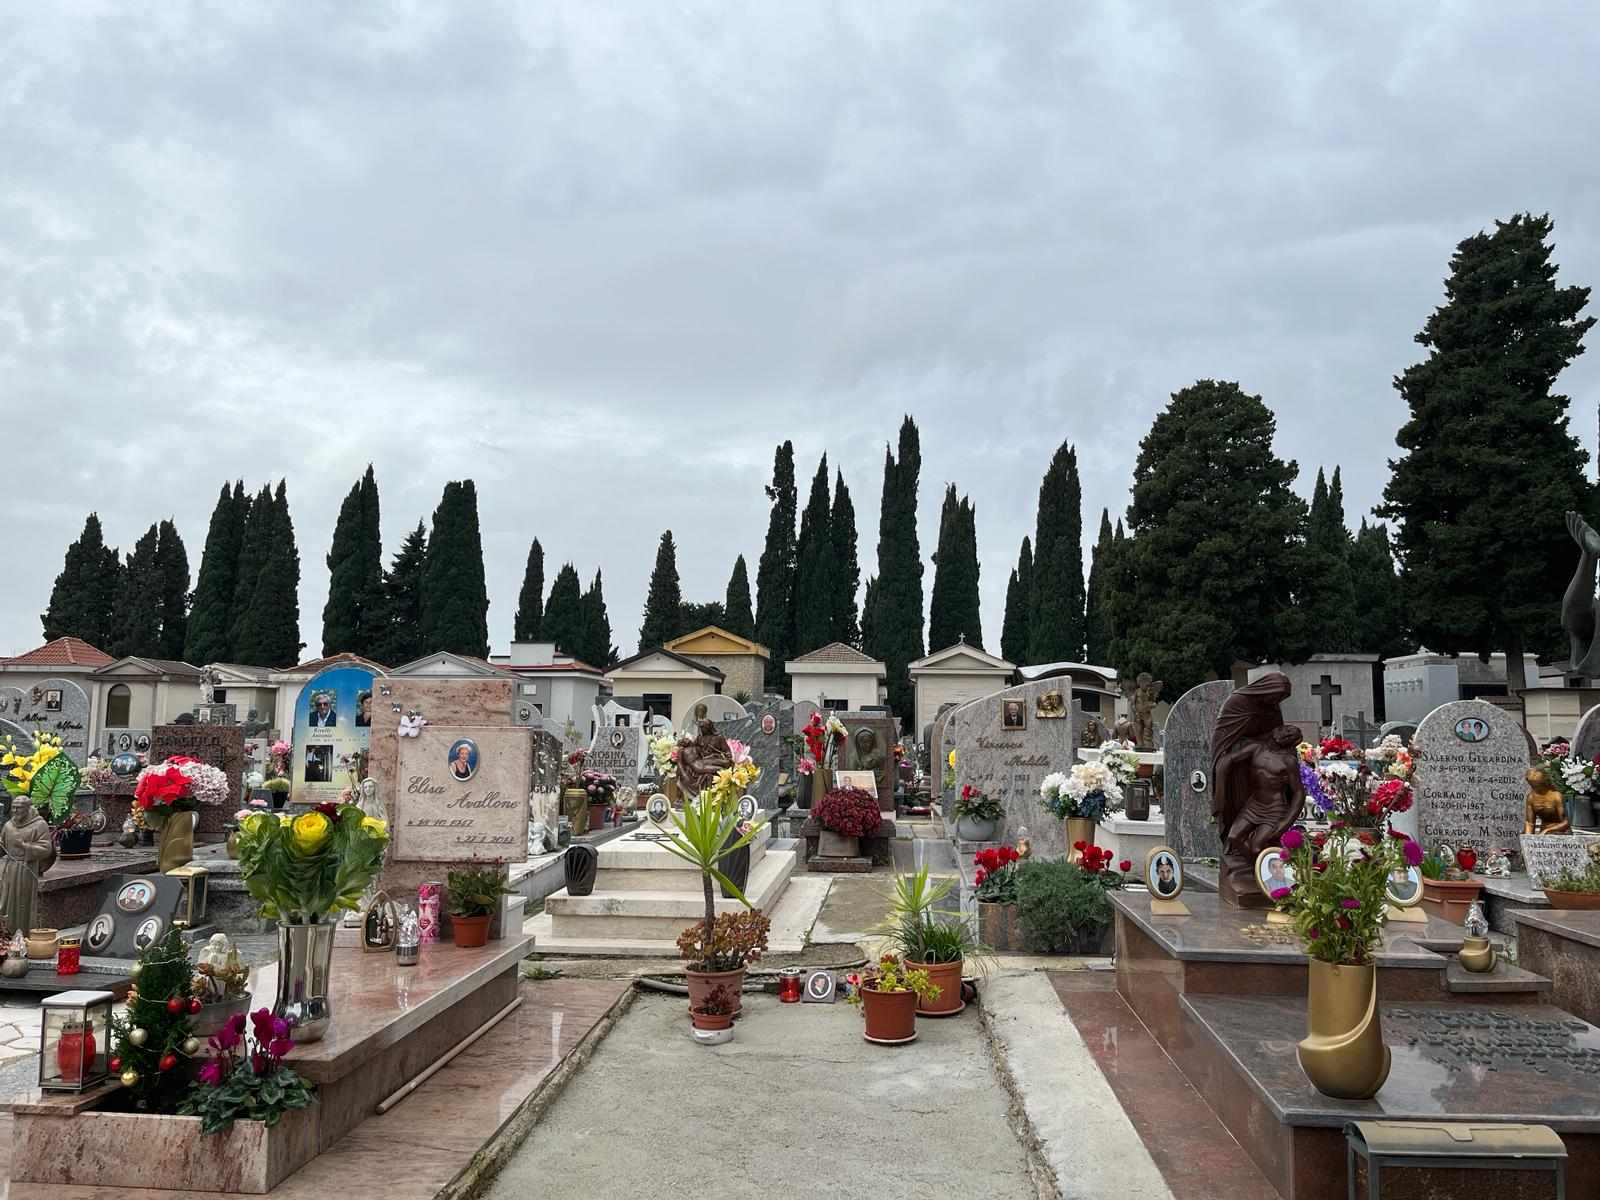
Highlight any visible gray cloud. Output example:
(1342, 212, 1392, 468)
(2, 2, 1597, 662)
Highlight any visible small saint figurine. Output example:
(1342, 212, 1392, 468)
(0, 797, 57, 936)
(1524, 767, 1570, 834)
(675, 718, 734, 796)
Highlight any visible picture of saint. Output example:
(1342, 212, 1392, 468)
(448, 738, 479, 782)
(1002, 700, 1026, 731)
(1034, 690, 1066, 719)
(309, 693, 337, 727)
(1255, 849, 1295, 897)
(1386, 865, 1422, 907)
(355, 692, 372, 728)
(43, 690, 62, 713)
(1147, 850, 1182, 897)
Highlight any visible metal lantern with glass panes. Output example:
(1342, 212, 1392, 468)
(165, 865, 210, 926)
(40, 990, 114, 1092)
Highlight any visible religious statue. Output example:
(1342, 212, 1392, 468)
(1079, 717, 1105, 749)
(1564, 512, 1600, 675)
(1112, 716, 1137, 745)
(1121, 673, 1163, 749)
(1524, 767, 1571, 834)
(675, 718, 733, 796)
(849, 726, 886, 777)
(1209, 673, 1305, 907)
(0, 798, 57, 935)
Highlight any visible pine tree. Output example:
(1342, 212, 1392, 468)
(792, 456, 837, 655)
(868, 417, 924, 718)
(419, 480, 490, 657)
(1350, 519, 1409, 659)
(375, 521, 429, 665)
(236, 482, 303, 668)
(513, 539, 545, 642)
(109, 927, 196, 1113)
(639, 530, 685, 649)
(543, 564, 585, 659)
(929, 486, 982, 649)
(114, 525, 163, 659)
(1084, 511, 1115, 664)
(1000, 537, 1033, 664)
(41, 512, 121, 650)
(1027, 440, 1086, 664)
(724, 556, 755, 639)
(228, 485, 274, 662)
(580, 569, 616, 668)
(184, 483, 246, 664)
(1110, 381, 1305, 694)
(154, 520, 190, 660)
(754, 441, 798, 687)
(830, 471, 861, 645)
(678, 600, 727, 632)
(1379, 213, 1593, 688)
(321, 466, 385, 657)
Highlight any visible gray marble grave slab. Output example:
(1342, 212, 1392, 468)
(715, 698, 780, 812)
(1414, 699, 1531, 853)
(0, 678, 92, 765)
(1161, 680, 1232, 861)
(586, 724, 643, 790)
(948, 680, 1076, 858)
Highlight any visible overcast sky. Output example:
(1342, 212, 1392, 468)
(4, 4, 1598, 665)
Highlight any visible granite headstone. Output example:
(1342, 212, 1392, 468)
(680, 694, 748, 733)
(0, 678, 92, 765)
(1160, 680, 1232, 860)
(585, 724, 643, 790)
(150, 722, 245, 839)
(1520, 832, 1600, 889)
(709, 699, 780, 812)
(1413, 699, 1531, 853)
(947, 680, 1076, 858)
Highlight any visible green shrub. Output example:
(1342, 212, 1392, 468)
(1015, 859, 1112, 953)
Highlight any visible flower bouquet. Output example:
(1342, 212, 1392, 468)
(135, 754, 231, 869)
(814, 785, 882, 838)
(1, 731, 82, 824)
(178, 1008, 315, 1134)
(1298, 743, 1414, 831)
(1039, 763, 1124, 822)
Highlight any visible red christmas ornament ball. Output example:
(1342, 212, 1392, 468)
(166, 996, 183, 1015)
(188, 997, 203, 1014)
(159, 1053, 177, 1072)
(109, 1056, 122, 1072)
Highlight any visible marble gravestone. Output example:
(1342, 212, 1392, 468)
(585, 724, 644, 792)
(705, 697, 781, 812)
(1413, 699, 1532, 854)
(1572, 703, 1600, 763)
(947, 680, 1077, 859)
(1520, 832, 1600, 889)
(0, 678, 92, 765)
(390, 724, 529, 862)
(1161, 680, 1233, 860)
(149, 722, 245, 839)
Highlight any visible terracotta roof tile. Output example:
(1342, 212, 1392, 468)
(2, 637, 114, 668)
(787, 642, 883, 666)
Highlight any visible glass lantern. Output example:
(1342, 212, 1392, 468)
(39, 990, 114, 1092)
(1462, 900, 1491, 941)
(165, 864, 210, 925)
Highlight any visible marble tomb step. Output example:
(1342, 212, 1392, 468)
(591, 825, 772, 893)
(547, 847, 795, 940)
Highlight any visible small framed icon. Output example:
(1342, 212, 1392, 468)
(1385, 864, 1423, 908)
(1145, 847, 1184, 899)
(736, 794, 758, 823)
(646, 792, 671, 825)
(802, 970, 836, 1003)
(1255, 847, 1296, 900)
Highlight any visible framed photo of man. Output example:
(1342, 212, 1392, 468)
(1144, 845, 1190, 915)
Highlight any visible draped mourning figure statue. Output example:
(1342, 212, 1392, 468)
(1209, 673, 1305, 908)
(1563, 512, 1600, 676)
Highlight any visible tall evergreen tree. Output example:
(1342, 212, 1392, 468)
(1084, 511, 1115, 664)
(639, 530, 685, 649)
(113, 524, 163, 659)
(228, 485, 274, 661)
(41, 512, 121, 650)
(235, 482, 303, 667)
(419, 480, 490, 658)
(375, 521, 428, 665)
(929, 486, 982, 649)
(184, 482, 246, 663)
(792, 456, 837, 655)
(724, 556, 755, 639)
(1281, 467, 1357, 658)
(859, 576, 879, 657)
(543, 564, 586, 659)
(154, 519, 189, 660)
(580, 569, 616, 668)
(830, 471, 861, 645)
(1379, 213, 1593, 690)
(1110, 381, 1305, 694)
(321, 466, 385, 657)
(1350, 519, 1409, 659)
(679, 600, 727, 632)
(867, 417, 924, 718)
(1027, 440, 1086, 664)
(754, 441, 798, 687)
(513, 539, 545, 642)
(1000, 537, 1033, 664)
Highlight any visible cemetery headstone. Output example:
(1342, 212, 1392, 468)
(0, 679, 92, 765)
(390, 724, 530, 862)
(1339, 711, 1383, 750)
(709, 698, 780, 811)
(291, 662, 382, 806)
(1572, 704, 1600, 762)
(1520, 832, 1600, 889)
(149, 722, 245, 839)
(1381, 721, 1419, 745)
(1160, 680, 1233, 860)
(102, 729, 153, 758)
(680, 694, 748, 733)
(841, 712, 897, 812)
(1413, 699, 1531, 854)
(585, 724, 644, 791)
(948, 680, 1076, 858)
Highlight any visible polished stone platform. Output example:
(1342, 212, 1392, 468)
(1515, 908, 1600, 1028)
(36, 845, 161, 930)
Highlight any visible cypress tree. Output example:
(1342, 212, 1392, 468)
(236, 482, 303, 667)
(376, 521, 428, 666)
(154, 519, 190, 660)
(754, 441, 798, 687)
(639, 530, 685, 649)
(678, 600, 727, 632)
(1379, 213, 1593, 688)
(229, 485, 274, 661)
(929, 486, 982, 649)
(1113, 381, 1305, 694)
(1001, 537, 1033, 664)
(41, 512, 121, 650)
(869, 417, 924, 718)
(955, 496, 982, 648)
(580, 569, 616, 669)
(830, 471, 861, 645)
(543, 564, 585, 659)
(184, 483, 246, 664)
(1027, 441, 1086, 664)
(513, 539, 545, 642)
(724, 556, 755, 639)
(419, 480, 490, 658)
(321, 466, 384, 657)
(1084, 512, 1115, 664)
(792, 455, 837, 656)
(1351, 519, 1409, 659)
(928, 486, 960, 651)
(1103, 520, 1137, 669)
(859, 576, 879, 657)
(114, 525, 163, 659)
(1282, 467, 1357, 658)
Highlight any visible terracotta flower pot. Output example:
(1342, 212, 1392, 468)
(1542, 889, 1600, 910)
(690, 1009, 734, 1032)
(977, 901, 1022, 952)
(451, 914, 492, 948)
(685, 966, 746, 1017)
(1297, 959, 1391, 1100)
(1419, 876, 1483, 924)
(906, 958, 964, 1016)
(860, 987, 918, 1044)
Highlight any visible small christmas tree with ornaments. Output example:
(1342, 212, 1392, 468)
(109, 927, 203, 1111)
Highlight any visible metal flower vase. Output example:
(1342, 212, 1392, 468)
(1297, 960, 1390, 1100)
(274, 922, 337, 1043)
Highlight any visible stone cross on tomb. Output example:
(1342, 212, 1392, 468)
(1310, 674, 1342, 729)
(1342, 710, 1380, 749)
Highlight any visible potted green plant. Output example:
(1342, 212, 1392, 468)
(953, 785, 1003, 843)
(813, 785, 881, 858)
(446, 865, 512, 948)
(1418, 845, 1484, 923)
(848, 954, 941, 1044)
(972, 845, 1023, 951)
(880, 866, 985, 1016)
(689, 983, 737, 1045)
(1536, 842, 1600, 909)
(1014, 851, 1128, 955)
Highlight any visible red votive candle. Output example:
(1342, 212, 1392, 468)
(56, 938, 80, 976)
(778, 968, 802, 1003)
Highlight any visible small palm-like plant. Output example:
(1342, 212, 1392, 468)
(659, 790, 766, 953)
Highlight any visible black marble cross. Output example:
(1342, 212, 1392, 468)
(1310, 674, 1342, 728)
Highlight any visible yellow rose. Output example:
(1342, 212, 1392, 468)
(361, 816, 388, 837)
(289, 811, 333, 856)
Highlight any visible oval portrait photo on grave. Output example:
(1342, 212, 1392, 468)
(1255, 847, 1296, 899)
(1145, 847, 1183, 898)
(1386, 864, 1423, 908)
(447, 738, 479, 782)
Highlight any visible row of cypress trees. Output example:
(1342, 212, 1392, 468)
(41, 516, 190, 662)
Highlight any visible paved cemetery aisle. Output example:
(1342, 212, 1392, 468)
(483, 991, 1042, 1199)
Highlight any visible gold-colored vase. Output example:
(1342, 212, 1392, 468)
(1065, 818, 1096, 864)
(1297, 959, 1391, 1100)
(157, 810, 194, 873)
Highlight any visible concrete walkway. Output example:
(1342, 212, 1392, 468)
(483, 990, 1044, 1200)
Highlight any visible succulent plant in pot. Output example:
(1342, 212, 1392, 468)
(689, 982, 738, 1044)
(848, 954, 941, 1044)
